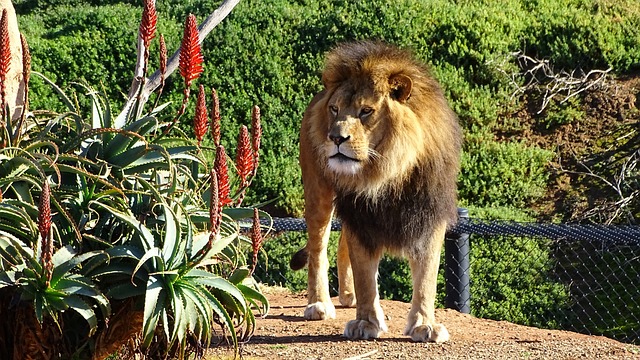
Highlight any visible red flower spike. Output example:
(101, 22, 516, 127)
(0, 187, 3, 201)
(210, 88, 221, 147)
(0, 9, 11, 119)
(209, 169, 221, 237)
(194, 85, 208, 145)
(214, 145, 233, 207)
(250, 105, 262, 176)
(236, 125, 254, 186)
(38, 180, 53, 285)
(250, 207, 263, 275)
(179, 14, 204, 88)
(139, 0, 157, 49)
(159, 34, 167, 79)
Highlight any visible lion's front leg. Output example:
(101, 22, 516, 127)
(343, 226, 387, 340)
(404, 222, 450, 343)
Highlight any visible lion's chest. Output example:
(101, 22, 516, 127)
(334, 182, 447, 253)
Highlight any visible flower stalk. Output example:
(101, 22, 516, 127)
(214, 145, 232, 207)
(165, 13, 204, 135)
(210, 88, 221, 147)
(250, 208, 263, 275)
(38, 179, 53, 286)
(194, 85, 208, 146)
(234, 125, 254, 206)
(0, 9, 11, 123)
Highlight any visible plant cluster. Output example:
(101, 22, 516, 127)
(0, 1, 267, 359)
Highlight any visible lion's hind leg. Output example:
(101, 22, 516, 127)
(403, 222, 450, 343)
(337, 231, 356, 307)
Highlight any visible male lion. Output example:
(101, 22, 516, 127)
(291, 41, 461, 342)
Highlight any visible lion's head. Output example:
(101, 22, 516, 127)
(304, 41, 461, 200)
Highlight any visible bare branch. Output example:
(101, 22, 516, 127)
(115, 0, 241, 128)
(492, 51, 612, 114)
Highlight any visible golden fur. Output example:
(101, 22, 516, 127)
(292, 41, 461, 342)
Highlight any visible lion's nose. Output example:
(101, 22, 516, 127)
(328, 134, 350, 146)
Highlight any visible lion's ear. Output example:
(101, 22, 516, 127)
(389, 74, 413, 103)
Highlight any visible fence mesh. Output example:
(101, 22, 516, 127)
(253, 217, 640, 344)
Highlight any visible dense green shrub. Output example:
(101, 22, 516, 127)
(16, 0, 640, 216)
(459, 136, 554, 208)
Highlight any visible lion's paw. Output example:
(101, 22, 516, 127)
(405, 323, 450, 343)
(343, 319, 387, 340)
(338, 291, 356, 308)
(304, 301, 336, 320)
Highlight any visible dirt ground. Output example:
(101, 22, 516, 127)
(206, 290, 640, 360)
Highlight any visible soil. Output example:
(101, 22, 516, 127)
(206, 289, 640, 360)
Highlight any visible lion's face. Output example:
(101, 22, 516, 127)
(322, 85, 386, 176)
(308, 72, 431, 197)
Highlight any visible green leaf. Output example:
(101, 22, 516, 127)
(237, 283, 269, 316)
(132, 247, 164, 281)
(64, 295, 98, 336)
(104, 116, 158, 157)
(142, 275, 166, 349)
(50, 248, 102, 287)
(32, 71, 77, 113)
(187, 272, 247, 311)
(89, 201, 155, 251)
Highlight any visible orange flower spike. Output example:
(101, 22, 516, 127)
(236, 125, 254, 187)
(138, 0, 157, 49)
(179, 14, 204, 88)
(159, 34, 167, 79)
(208, 169, 221, 238)
(250, 105, 262, 176)
(0, 9, 10, 120)
(194, 85, 208, 145)
(210, 88, 221, 147)
(38, 180, 53, 285)
(250, 207, 263, 275)
(214, 145, 233, 207)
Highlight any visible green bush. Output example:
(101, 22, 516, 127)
(16, 0, 640, 216)
(459, 136, 555, 208)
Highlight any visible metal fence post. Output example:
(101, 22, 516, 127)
(444, 208, 471, 314)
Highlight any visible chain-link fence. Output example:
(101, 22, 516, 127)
(253, 212, 640, 344)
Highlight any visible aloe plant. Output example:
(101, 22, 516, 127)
(0, 1, 269, 358)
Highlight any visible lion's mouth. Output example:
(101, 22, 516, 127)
(330, 153, 360, 163)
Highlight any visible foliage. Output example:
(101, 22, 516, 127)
(459, 135, 555, 208)
(0, 4, 268, 359)
(16, 0, 640, 216)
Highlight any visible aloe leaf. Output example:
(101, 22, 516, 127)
(55, 274, 111, 319)
(104, 116, 158, 156)
(132, 247, 164, 282)
(202, 288, 237, 353)
(0, 233, 40, 271)
(160, 203, 182, 267)
(142, 275, 166, 349)
(50, 249, 103, 287)
(107, 145, 150, 168)
(106, 281, 146, 300)
(89, 200, 155, 251)
(65, 295, 98, 336)
(187, 272, 246, 311)
(32, 72, 77, 113)
(178, 282, 212, 341)
(228, 268, 250, 285)
(237, 283, 269, 316)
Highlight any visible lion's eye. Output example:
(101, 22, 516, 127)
(359, 107, 374, 118)
(329, 105, 339, 116)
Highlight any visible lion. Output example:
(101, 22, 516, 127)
(290, 40, 462, 342)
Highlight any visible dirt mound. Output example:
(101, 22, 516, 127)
(207, 291, 639, 360)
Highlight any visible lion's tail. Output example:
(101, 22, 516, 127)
(289, 248, 309, 270)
